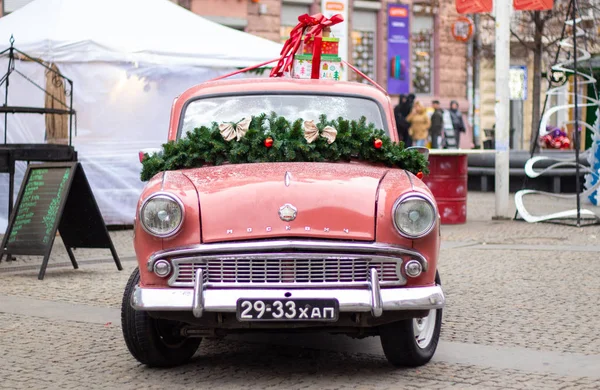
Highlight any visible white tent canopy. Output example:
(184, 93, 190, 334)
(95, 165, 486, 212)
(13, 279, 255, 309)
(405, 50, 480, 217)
(0, 0, 282, 231)
(0, 0, 282, 67)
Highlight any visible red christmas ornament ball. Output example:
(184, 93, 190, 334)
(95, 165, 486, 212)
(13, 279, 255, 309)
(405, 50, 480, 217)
(416, 171, 424, 179)
(374, 139, 383, 149)
(264, 137, 274, 148)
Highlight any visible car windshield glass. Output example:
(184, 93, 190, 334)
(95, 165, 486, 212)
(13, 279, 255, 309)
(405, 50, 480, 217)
(178, 94, 387, 139)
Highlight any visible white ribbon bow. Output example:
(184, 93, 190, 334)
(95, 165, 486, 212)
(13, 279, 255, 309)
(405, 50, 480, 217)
(219, 117, 251, 142)
(303, 120, 337, 144)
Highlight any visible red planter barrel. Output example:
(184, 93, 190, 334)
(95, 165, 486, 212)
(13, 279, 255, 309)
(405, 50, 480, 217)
(422, 154, 468, 224)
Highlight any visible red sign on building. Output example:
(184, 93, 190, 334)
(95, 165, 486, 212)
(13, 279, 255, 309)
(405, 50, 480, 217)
(513, 0, 554, 10)
(456, 0, 553, 12)
(455, 0, 493, 14)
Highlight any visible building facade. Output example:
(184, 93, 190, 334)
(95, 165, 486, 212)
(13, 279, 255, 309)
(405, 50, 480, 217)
(1, 0, 471, 133)
(173, 0, 469, 110)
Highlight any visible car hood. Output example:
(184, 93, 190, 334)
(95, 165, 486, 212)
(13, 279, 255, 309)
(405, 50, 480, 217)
(180, 162, 400, 243)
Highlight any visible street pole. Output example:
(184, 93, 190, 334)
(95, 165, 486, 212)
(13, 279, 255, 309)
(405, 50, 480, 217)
(467, 26, 474, 140)
(494, 0, 511, 219)
(571, 0, 581, 226)
(473, 14, 481, 148)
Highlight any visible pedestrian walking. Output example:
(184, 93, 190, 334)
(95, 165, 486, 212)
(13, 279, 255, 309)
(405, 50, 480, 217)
(406, 100, 430, 147)
(429, 100, 444, 149)
(449, 100, 466, 148)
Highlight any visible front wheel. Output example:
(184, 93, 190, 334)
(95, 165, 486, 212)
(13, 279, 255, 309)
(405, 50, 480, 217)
(121, 268, 201, 367)
(379, 272, 443, 367)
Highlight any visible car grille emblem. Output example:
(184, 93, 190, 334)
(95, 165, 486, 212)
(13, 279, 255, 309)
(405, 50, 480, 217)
(279, 203, 297, 222)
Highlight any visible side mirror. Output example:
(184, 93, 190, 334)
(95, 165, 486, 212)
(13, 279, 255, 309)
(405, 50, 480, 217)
(406, 146, 429, 161)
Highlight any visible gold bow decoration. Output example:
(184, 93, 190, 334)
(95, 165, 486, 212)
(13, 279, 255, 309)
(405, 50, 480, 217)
(303, 120, 337, 144)
(219, 117, 251, 142)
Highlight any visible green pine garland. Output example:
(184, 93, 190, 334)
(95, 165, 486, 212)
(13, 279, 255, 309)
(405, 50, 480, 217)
(140, 113, 429, 182)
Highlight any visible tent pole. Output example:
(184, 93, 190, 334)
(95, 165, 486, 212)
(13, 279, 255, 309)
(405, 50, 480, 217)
(68, 80, 73, 146)
(3, 40, 13, 144)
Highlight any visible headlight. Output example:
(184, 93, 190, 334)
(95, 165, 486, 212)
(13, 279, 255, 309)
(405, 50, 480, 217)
(140, 193, 184, 237)
(392, 195, 436, 238)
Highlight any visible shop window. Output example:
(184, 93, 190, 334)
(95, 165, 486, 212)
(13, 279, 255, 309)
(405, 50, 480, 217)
(411, 14, 434, 94)
(351, 10, 377, 83)
(281, 3, 310, 43)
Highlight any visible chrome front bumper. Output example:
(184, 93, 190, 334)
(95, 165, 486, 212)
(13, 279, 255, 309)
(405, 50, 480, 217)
(131, 269, 445, 318)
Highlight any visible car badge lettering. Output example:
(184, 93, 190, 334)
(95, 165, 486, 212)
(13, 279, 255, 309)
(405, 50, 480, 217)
(225, 225, 349, 234)
(279, 203, 297, 222)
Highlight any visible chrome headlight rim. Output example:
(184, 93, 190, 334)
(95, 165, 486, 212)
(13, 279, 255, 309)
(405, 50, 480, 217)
(392, 193, 437, 239)
(139, 192, 185, 238)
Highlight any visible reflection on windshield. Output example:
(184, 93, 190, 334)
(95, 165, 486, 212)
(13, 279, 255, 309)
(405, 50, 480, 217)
(179, 94, 386, 138)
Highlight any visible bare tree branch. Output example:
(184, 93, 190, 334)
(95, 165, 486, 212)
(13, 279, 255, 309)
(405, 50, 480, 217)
(511, 29, 535, 50)
(542, 10, 558, 22)
(483, 13, 535, 50)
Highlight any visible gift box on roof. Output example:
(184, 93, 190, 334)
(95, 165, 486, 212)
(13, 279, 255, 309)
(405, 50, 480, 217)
(302, 37, 340, 56)
(292, 54, 345, 81)
(270, 13, 345, 80)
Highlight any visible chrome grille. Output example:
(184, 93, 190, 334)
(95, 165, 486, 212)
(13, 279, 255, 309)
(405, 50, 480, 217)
(168, 254, 405, 287)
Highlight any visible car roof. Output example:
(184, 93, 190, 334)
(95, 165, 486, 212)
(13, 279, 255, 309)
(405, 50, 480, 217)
(177, 77, 391, 104)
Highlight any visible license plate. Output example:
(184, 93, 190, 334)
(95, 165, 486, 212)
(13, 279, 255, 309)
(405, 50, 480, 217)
(236, 298, 339, 322)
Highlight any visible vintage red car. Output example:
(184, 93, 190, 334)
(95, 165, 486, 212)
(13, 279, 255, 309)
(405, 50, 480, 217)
(121, 76, 445, 368)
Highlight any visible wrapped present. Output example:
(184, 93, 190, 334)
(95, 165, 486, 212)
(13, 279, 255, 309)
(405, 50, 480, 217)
(292, 54, 344, 81)
(302, 37, 340, 56)
(270, 13, 344, 79)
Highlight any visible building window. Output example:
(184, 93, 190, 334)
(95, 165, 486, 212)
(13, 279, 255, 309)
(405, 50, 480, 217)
(281, 3, 310, 44)
(411, 14, 434, 94)
(351, 10, 377, 83)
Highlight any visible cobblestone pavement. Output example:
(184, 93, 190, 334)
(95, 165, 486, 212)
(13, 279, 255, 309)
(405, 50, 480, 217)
(0, 192, 599, 389)
(1, 313, 598, 390)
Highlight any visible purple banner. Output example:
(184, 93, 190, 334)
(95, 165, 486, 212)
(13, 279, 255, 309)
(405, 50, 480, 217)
(387, 4, 410, 94)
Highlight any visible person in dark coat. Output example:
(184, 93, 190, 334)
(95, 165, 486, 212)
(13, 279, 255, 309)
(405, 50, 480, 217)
(393, 93, 415, 147)
(393, 94, 410, 147)
(429, 100, 443, 149)
(406, 93, 416, 112)
(449, 100, 466, 148)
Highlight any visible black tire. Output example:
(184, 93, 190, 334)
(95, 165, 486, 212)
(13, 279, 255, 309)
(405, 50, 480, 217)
(121, 268, 201, 367)
(379, 272, 443, 367)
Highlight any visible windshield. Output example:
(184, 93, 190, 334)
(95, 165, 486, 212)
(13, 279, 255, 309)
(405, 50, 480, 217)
(178, 94, 387, 139)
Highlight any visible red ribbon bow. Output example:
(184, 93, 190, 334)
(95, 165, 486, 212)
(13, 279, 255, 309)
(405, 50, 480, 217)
(303, 13, 344, 43)
(270, 13, 344, 78)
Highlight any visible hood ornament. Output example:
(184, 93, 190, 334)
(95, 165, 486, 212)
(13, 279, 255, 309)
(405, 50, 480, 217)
(279, 203, 297, 222)
(284, 171, 292, 187)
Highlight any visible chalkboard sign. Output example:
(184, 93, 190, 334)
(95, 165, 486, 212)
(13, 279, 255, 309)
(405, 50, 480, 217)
(0, 162, 123, 280)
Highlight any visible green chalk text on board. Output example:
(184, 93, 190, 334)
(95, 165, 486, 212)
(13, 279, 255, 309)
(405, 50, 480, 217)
(7, 167, 71, 251)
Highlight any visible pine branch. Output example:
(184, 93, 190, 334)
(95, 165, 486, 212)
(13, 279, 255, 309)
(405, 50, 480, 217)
(140, 114, 429, 181)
